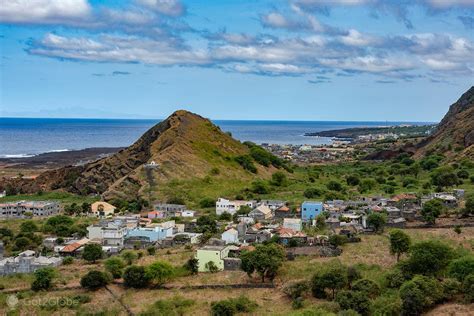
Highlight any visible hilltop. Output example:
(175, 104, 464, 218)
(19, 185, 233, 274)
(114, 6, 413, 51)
(415, 86, 474, 159)
(2, 110, 280, 201)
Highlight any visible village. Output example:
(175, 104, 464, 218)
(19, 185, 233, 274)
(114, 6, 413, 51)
(0, 188, 467, 276)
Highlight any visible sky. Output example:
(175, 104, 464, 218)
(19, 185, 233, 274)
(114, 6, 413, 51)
(0, 0, 473, 121)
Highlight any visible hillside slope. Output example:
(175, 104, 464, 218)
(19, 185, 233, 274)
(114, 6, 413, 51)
(4, 110, 277, 201)
(415, 86, 474, 158)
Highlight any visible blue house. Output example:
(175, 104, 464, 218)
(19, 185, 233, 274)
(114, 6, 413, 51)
(301, 201, 323, 222)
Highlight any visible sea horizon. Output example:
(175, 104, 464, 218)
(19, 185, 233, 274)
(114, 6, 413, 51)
(0, 117, 436, 157)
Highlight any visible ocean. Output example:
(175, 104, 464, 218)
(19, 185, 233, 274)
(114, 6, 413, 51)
(0, 118, 431, 157)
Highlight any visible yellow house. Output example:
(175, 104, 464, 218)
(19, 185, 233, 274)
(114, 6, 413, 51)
(91, 201, 116, 218)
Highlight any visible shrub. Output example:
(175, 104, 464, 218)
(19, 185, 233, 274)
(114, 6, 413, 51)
(205, 261, 219, 273)
(311, 263, 348, 299)
(146, 261, 175, 286)
(141, 296, 195, 316)
(211, 296, 257, 316)
(184, 258, 199, 275)
(463, 274, 474, 302)
(123, 265, 151, 288)
(441, 278, 461, 300)
(352, 279, 380, 298)
(384, 269, 406, 288)
(121, 250, 138, 265)
(421, 199, 444, 225)
(326, 181, 343, 192)
(346, 175, 360, 186)
(250, 180, 270, 194)
(366, 213, 387, 233)
(147, 246, 156, 256)
(80, 270, 110, 290)
(271, 171, 288, 186)
(328, 234, 348, 247)
(370, 294, 402, 316)
(400, 275, 443, 315)
(335, 290, 371, 315)
(304, 188, 324, 199)
(62, 256, 74, 265)
(403, 240, 455, 276)
(234, 155, 257, 173)
(448, 256, 474, 282)
(105, 257, 125, 279)
(199, 197, 215, 208)
(389, 229, 411, 262)
(283, 281, 309, 300)
(31, 267, 56, 291)
(82, 244, 103, 263)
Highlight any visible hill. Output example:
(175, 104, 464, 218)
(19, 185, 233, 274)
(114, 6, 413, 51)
(415, 86, 474, 159)
(2, 110, 280, 201)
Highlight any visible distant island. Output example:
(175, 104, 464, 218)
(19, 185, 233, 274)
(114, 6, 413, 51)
(304, 124, 437, 140)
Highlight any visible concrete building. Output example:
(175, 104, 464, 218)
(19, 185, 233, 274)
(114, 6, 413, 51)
(249, 205, 272, 220)
(215, 198, 256, 216)
(283, 218, 302, 232)
(301, 201, 323, 222)
(195, 245, 233, 272)
(126, 221, 175, 242)
(90, 201, 116, 218)
(0, 250, 62, 276)
(87, 220, 127, 247)
(154, 203, 186, 216)
(0, 201, 59, 218)
(221, 228, 239, 244)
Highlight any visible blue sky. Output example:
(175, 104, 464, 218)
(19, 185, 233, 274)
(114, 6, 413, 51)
(0, 0, 473, 121)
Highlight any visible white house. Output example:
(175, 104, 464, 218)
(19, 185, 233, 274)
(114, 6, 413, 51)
(216, 198, 256, 215)
(87, 220, 127, 247)
(221, 228, 239, 244)
(283, 218, 302, 232)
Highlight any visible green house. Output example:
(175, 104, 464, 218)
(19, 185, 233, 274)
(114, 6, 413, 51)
(195, 245, 232, 272)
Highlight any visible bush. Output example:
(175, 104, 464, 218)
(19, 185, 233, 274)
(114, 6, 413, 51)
(448, 256, 474, 282)
(250, 180, 270, 194)
(80, 270, 110, 290)
(403, 240, 455, 276)
(304, 188, 324, 199)
(199, 197, 215, 208)
(82, 244, 103, 263)
(141, 296, 195, 315)
(384, 269, 406, 288)
(123, 265, 151, 288)
(184, 258, 199, 275)
(121, 250, 138, 265)
(352, 279, 380, 298)
(389, 229, 411, 262)
(283, 281, 309, 300)
(31, 267, 56, 291)
(463, 274, 474, 302)
(442, 278, 461, 300)
(366, 213, 386, 233)
(62, 256, 74, 265)
(400, 275, 443, 315)
(346, 175, 360, 186)
(147, 246, 156, 256)
(370, 294, 402, 316)
(105, 257, 125, 279)
(311, 263, 348, 299)
(421, 199, 444, 225)
(205, 261, 219, 273)
(328, 234, 348, 247)
(211, 296, 257, 316)
(146, 261, 175, 286)
(235, 155, 257, 173)
(335, 290, 371, 315)
(271, 171, 288, 186)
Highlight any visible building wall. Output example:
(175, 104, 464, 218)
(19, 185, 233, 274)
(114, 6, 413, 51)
(196, 250, 224, 272)
(301, 202, 323, 222)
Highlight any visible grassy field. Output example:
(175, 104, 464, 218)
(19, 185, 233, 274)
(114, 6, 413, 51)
(1, 227, 472, 315)
(0, 191, 99, 205)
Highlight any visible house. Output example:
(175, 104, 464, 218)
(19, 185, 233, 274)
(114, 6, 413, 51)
(0, 250, 62, 275)
(277, 228, 307, 246)
(301, 201, 323, 222)
(283, 218, 302, 232)
(195, 245, 234, 272)
(221, 228, 239, 244)
(153, 203, 186, 216)
(249, 205, 273, 220)
(259, 200, 286, 211)
(57, 238, 89, 257)
(179, 210, 195, 217)
(91, 201, 116, 218)
(126, 221, 175, 242)
(87, 220, 127, 247)
(216, 198, 256, 216)
(0, 201, 59, 218)
(147, 210, 166, 219)
(385, 207, 402, 218)
(275, 206, 291, 219)
(0, 191, 6, 198)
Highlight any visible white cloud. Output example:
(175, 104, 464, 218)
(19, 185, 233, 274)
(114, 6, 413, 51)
(136, 0, 185, 17)
(0, 0, 91, 24)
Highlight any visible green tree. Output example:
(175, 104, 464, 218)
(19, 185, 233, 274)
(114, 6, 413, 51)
(80, 270, 110, 290)
(389, 229, 411, 262)
(304, 187, 323, 199)
(240, 244, 285, 283)
(199, 197, 215, 208)
(421, 199, 444, 225)
(20, 220, 38, 233)
(399, 275, 443, 315)
(121, 250, 138, 265)
(184, 258, 199, 275)
(367, 212, 387, 233)
(271, 171, 288, 186)
(346, 175, 360, 186)
(82, 244, 103, 263)
(403, 240, 455, 276)
(352, 278, 380, 298)
(461, 194, 474, 217)
(146, 261, 175, 286)
(31, 267, 56, 291)
(335, 290, 371, 315)
(430, 166, 458, 188)
(196, 215, 218, 234)
(326, 180, 343, 192)
(104, 257, 125, 279)
(370, 294, 402, 316)
(311, 264, 348, 299)
(250, 180, 270, 194)
(448, 256, 474, 282)
(123, 265, 151, 288)
(205, 261, 219, 273)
